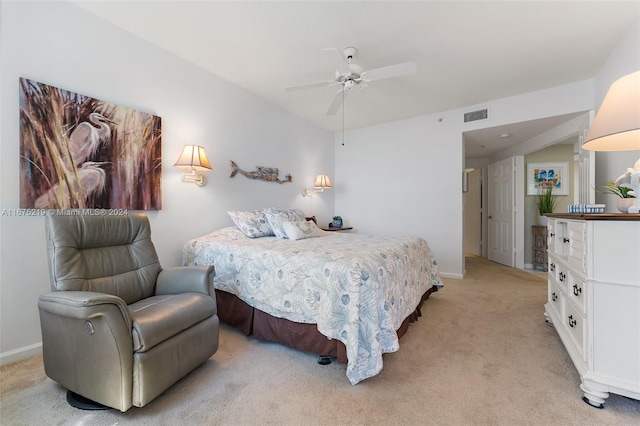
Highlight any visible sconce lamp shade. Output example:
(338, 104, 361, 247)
(313, 174, 333, 189)
(174, 145, 212, 186)
(583, 71, 640, 151)
(174, 145, 212, 170)
(302, 174, 333, 197)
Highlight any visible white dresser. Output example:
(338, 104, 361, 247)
(545, 213, 640, 408)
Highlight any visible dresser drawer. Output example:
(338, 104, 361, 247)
(556, 263, 570, 291)
(567, 274, 586, 314)
(548, 280, 564, 319)
(564, 302, 586, 361)
(548, 258, 558, 278)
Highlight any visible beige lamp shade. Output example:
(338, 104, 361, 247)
(174, 145, 212, 171)
(583, 71, 640, 151)
(313, 174, 333, 189)
(302, 174, 333, 196)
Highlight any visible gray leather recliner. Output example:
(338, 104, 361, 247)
(38, 212, 219, 412)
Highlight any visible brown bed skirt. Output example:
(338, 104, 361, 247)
(215, 285, 438, 363)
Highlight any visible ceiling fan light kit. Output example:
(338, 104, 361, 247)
(285, 46, 418, 117)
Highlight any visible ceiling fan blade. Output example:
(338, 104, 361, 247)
(326, 89, 344, 115)
(361, 62, 417, 82)
(285, 80, 334, 92)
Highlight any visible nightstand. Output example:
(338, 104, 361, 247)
(321, 227, 353, 232)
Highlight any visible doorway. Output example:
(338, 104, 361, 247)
(464, 168, 482, 256)
(463, 112, 592, 272)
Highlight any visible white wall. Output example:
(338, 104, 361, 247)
(0, 1, 334, 363)
(335, 111, 463, 277)
(336, 80, 594, 278)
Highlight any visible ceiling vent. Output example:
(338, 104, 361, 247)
(464, 109, 488, 123)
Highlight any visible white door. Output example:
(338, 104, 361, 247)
(488, 157, 515, 267)
(464, 168, 482, 256)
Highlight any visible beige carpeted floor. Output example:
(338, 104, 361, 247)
(2, 256, 639, 425)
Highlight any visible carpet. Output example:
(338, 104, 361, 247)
(1, 256, 639, 425)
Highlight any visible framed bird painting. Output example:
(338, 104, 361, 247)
(19, 77, 162, 210)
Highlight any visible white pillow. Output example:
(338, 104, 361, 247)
(227, 210, 274, 238)
(283, 220, 325, 241)
(263, 208, 306, 239)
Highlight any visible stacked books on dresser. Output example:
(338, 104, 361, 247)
(567, 204, 605, 213)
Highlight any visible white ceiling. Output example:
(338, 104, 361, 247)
(73, 1, 639, 157)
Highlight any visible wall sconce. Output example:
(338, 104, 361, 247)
(302, 174, 332, 197)
(174, 145, 212, 186)
(583, 70, 640, 212)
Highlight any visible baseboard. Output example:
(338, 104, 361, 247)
(439, 272, 463, 280)
(524, 263, 534, 270)
(0, 342, 42, 366)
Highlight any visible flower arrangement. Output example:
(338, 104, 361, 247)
(535, 186, 558, 215)
(331, 215, 343, 228)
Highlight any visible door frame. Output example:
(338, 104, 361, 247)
(464, 167, 483, 256)
(464, 112, 592, 273)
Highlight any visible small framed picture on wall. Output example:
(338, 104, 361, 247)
(527, 162, 569, 195)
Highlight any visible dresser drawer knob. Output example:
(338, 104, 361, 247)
(559, 272, 566, 282)
(568, 315, 577, 328)
(563, 238, 570, 243)
(552, 292, 558, 302)
(573, 284, 582, 296)
(550, 232, 555, 237)
(550, 263, 555, 271)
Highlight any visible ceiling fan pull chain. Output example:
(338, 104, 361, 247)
(342, 88, 345, 146)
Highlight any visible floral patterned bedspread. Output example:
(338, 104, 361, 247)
(182, 226, 443, 384)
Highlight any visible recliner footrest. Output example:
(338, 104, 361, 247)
(130, 293, 216, 352)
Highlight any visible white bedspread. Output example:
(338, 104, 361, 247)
(182, 226, 443, 384)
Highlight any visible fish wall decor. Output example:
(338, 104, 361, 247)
(229, 161, 292, 184)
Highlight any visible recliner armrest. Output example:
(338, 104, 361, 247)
(155, 265, 215, 297)
(38, 291, 132, 328)
(38, 291, 134, 411)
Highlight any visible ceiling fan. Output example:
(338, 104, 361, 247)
(285, 47, 418, 115)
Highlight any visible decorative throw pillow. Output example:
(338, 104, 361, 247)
(283, 220, 325, 241)
(227, 210, 274, 238)
(263, 208, 306, 239)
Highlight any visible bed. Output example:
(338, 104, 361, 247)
(182, 210, 443, 384)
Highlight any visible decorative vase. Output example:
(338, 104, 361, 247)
(331, 219, 343, 228)
(537, 215, 548, 227)
(616, 198, 635, 213)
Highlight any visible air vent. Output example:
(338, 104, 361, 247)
(464, 109, 488, 123)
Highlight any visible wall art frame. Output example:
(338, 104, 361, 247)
(19, 78, 162, 210)
(527, 161, 569, 195)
